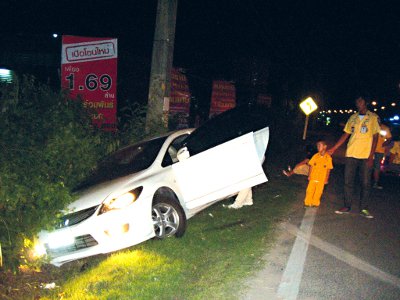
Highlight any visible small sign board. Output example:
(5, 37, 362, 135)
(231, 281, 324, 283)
(300, 97, 317, 115)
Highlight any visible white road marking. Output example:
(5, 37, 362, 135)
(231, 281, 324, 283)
(277, 208, 317, 300)
(285, 223, 400, 289)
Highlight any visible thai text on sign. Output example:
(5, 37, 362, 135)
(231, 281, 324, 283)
(170, 68, 191, 113)
(61, 35, 118, 131)
(169, 68, 191, 129)
(209, 80, 236, 118)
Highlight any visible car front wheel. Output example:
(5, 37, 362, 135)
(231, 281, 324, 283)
(152, 197, 186, 239)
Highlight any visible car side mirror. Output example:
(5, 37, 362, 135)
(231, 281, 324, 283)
(177, 147, 190, 161)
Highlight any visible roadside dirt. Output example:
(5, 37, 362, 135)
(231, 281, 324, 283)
(0, 262, 83, 300)
(0, 267, 57, 300)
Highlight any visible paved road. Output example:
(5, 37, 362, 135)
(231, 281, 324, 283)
(240, 162, 400, 300)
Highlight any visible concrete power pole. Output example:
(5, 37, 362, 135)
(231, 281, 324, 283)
(145, 0, 178, 133)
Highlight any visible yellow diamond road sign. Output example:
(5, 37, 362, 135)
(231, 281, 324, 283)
(300, 97, 318, 115)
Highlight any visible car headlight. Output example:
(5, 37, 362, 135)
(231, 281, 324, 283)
(99, 187, 143, 214)
(33, 241, 47, 257)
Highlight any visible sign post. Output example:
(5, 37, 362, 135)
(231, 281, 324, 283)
(299, 97, 318, 140)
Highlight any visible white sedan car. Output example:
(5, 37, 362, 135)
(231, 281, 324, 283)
(36, 104, 270, 266)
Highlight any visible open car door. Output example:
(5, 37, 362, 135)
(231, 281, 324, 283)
(172, 104, 271, 210)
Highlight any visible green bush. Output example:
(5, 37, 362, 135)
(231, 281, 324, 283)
(0, 75, 146, 271)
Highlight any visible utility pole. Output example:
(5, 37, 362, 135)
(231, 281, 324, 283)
(145, 0, 178, 133)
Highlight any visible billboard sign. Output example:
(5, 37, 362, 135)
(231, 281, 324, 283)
(209, 80, 236, 118)
(169, 68, 191, 129)
(61, 35, 118, 131)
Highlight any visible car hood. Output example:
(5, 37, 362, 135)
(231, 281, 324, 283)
(66, 170, 146, 213)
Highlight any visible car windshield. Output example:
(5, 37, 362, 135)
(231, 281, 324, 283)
(74, 136, 168, 190)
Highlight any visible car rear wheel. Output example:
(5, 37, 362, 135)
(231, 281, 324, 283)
(152, 197, 186, 239)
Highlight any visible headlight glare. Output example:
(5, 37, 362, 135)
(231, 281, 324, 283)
(34, 242, 47, 257)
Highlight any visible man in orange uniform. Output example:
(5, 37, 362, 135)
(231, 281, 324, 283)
(304, 140, 333, 207)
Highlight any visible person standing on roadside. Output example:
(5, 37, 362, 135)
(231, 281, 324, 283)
(385, 139, 400, 174)
(304, 139, 333, 207)
(328, 96, 380, 219)
(372, 122, 392, 189)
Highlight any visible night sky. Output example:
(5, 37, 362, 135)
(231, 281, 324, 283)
(1, 0, 400, 109)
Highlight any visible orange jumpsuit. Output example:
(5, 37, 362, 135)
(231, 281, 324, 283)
(304, 153, 333, 207)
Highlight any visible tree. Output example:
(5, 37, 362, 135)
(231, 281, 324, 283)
(0, 75, 112, 270)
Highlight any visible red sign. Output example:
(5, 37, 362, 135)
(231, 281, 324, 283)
(209, 80, 236, 118)
(170, 68, 191, 113)
(169, 68, 191, 128)
(61, 35, 118, 131)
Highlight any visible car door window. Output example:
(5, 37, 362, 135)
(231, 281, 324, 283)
(162, 134, 190, 167)
(184, 104, 270, 156)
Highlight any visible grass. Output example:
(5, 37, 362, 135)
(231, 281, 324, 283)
(16, 165, 304, 300)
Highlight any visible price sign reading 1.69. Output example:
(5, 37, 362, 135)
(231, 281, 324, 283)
(65, 73, 112, 91)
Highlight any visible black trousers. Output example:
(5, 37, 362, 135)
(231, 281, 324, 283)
(344, 157, 372, 211)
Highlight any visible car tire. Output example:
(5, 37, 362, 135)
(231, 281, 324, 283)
(152, 197, 186, 239)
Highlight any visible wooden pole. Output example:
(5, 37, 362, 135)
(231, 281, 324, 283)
(302, 114, 309, 140)
(145, 0, 178, 133)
